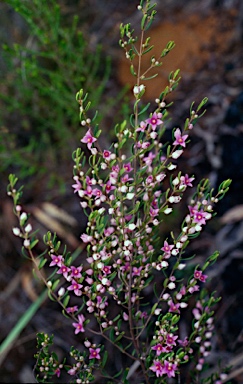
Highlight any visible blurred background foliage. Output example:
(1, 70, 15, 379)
(0, 0, 120, 196)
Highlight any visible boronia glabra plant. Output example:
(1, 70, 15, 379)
(7, 1, 231, 383)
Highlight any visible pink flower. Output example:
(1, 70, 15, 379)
(105, 180, 116, 194)
(54, 368, 61, 378)
(178, 337, 189, 347)
(166, 333, 178, 346)
(89, 347, 101, 360)
(168, 300, 180, 314)
(193, 210, 207, 225)
(81, 129, 97, 150)
(80, 234, 93, 243)
(146, 112, 163, 130)
(102, 265, 112, 275)
(194, 270, 207, 282)
(180, 174, 194, 187)
(70, 266, 82, 279)
(49, 255, 64, 267)
(149, 360, 165, 377)
(163, 360, 177, 378)
(66, 306, 78, 314)
(151, 343, 164, 356)
(72, 314, 85, 334)
(67, 367, 77, 375)
(161, 241, 174, 256)
(173, 128, 188, 147)
(132, 266, 143, 276)
(123, 162, 133, 172)
(67, 280, 83, 296)
(72, 178, 82, 193)
(103, 150, 112, 161)
(136, 121, 147, 132)
(57, 265, 71, 279)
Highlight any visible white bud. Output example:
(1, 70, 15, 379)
(58, 287, 65, 297)
(164, 208, 173, 214)
(25, 224, 32, 233)
(13, 227, 21, 236)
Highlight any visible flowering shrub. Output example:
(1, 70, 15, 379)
(7, 1, 231, 383)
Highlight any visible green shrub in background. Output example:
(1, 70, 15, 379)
(0, 0, 112, 193)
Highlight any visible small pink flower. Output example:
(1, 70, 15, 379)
(180, 174, 194, 187)
(173, 128, 188, 147)
(49, 255, 64, 267)
(57, 265, 71, 279)
(132, 266, 143, 276)
(72, 178, 82, 193)
(136, 121, 147, 132)
(89, 347, 101, 360)
(80, 234, 93, 243)
(146, 112, 163, 130)
(123, 162, 133, 172)
(168, 300, 180, 314)
(54, 368, 61, 378)
(70, 266, 82, 279)
(66, 306, 78, 314)
(67, 280, 83, 296)
(149, 360, 165, 377)
(193, 210, 207, 225)
(161, 241, 174, 256)
(164, 360, 177, 378)
(166, 333, 178, 346)
(67, 367, 76, 375)
(194, 270, 207, 282)
(102, 265, 112, 275)
(72, 314, 85, 334)
(81, 129, 97, 150)
(103, 150, 112, 161)
(105, 180, 116, 193)
(151, 343, 164, 356)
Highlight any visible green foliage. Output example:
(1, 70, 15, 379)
(0, 0, 111, 191)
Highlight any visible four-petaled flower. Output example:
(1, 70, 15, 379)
(81, 129, 97, 150)
(89, 347, 101, 360)
(146, 112, 163, 130)
(150, 360, 165, 377)
(67, 280, 83, 296)
(161, 241, 174, 256)
(70, 266, 82, 279)
(49, 255, 64, 267)
(193, 210, 207, 225)
(173, 128, 188, 147)
(163, 360, 177, 378)
(72, 314, 85, 334)
(152, 343, 164, 356)
(57, 265, 71, 279)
